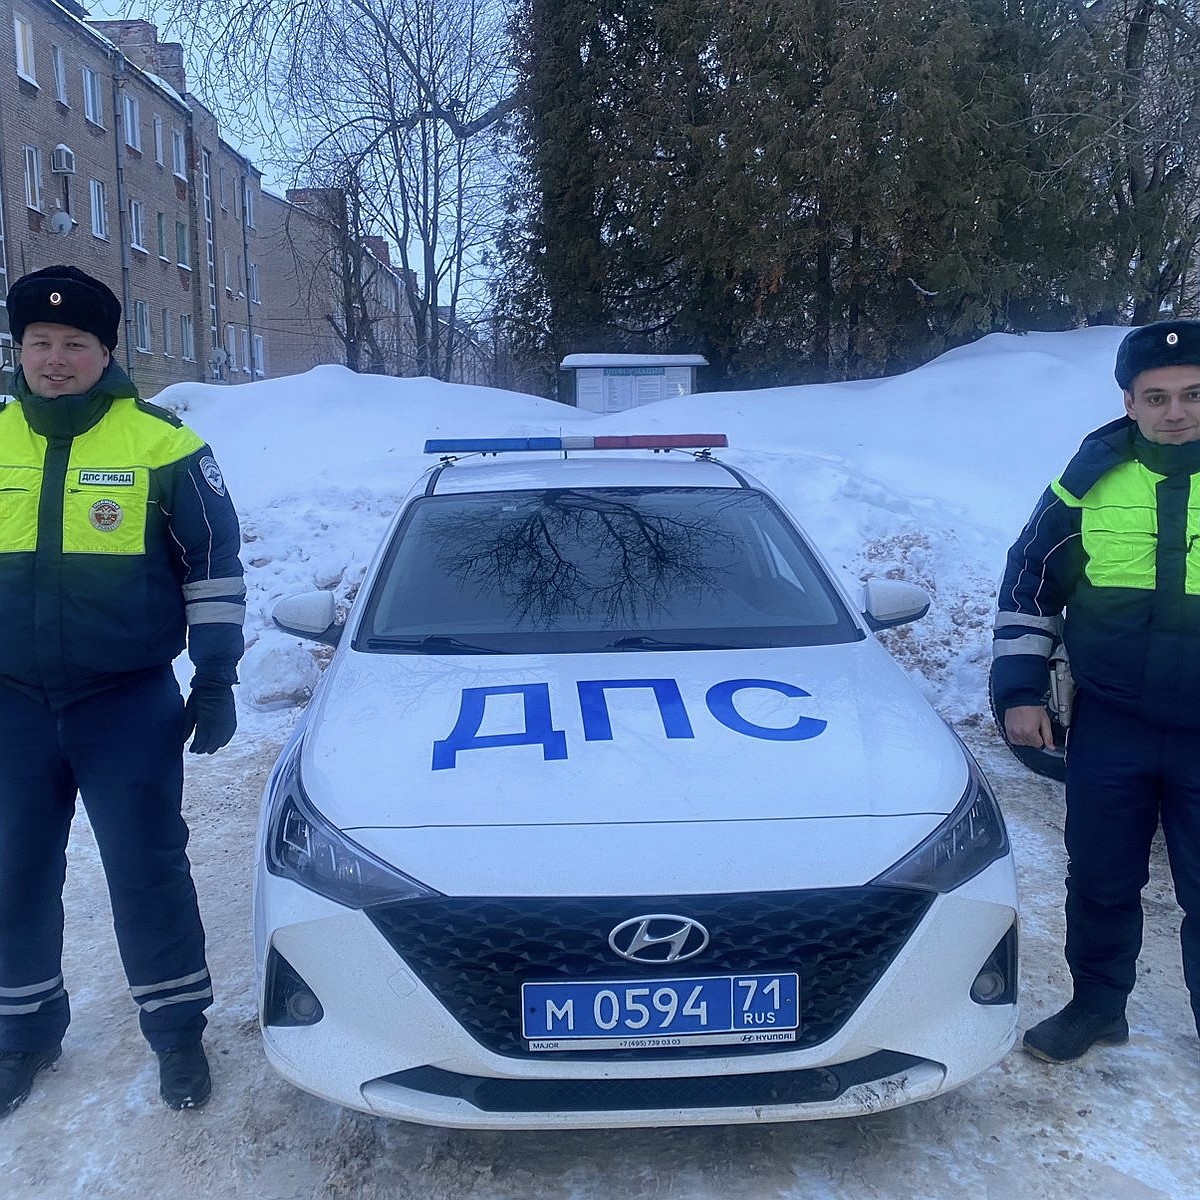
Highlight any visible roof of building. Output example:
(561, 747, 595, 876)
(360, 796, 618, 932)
(559, 354, 709, 369)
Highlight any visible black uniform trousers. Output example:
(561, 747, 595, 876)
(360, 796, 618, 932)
(1064, 690, 1200, 1033)
(0, 666, 212, 1053)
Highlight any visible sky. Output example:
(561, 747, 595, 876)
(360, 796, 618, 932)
(157, 323, 1131, 741)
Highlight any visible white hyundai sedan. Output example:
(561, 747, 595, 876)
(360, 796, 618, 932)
(254, 434, 1018, 1130)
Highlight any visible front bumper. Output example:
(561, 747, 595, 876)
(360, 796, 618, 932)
(254, 863, 1018, 1130)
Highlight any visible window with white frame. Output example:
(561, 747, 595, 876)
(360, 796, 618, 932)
(240, 327, 250, 374)
(82, 66, 103, 126)
(156, 211, 167, 258)
(222, 247, 232, 292)
(180, 314, 195, 361)
(171, 127, 186, 177)
(123, 93, 141, 151)
(14, 16, 36, 84)
(252, 333, 265, 377)
(224, 324, 237, 370)
(51, 44, 67, 104)
(175, 220, 190, 267)
(89, 179, 108, 238)
(242, 183, 255, 229)
(23, 145, 42, 211)
(248, 261, 261, 304)
(153, 115, 163, 164)
(162, 309, 173, 357)
(129, 199, 146, 250)
(134, 300, 151, 351)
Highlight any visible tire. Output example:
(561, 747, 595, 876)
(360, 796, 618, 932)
(988, 659, 1068, 783)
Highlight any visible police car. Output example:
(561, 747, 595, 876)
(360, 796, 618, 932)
(254, 434, 1019, 1129)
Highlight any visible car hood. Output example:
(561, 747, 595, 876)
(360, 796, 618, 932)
(296, 642, 970, 895)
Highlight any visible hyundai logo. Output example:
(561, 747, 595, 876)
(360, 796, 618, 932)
(608, 914, 710, 964)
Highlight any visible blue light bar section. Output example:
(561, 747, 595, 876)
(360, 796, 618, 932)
(424, 434, 728, 454)
(424, 437, 565, 453)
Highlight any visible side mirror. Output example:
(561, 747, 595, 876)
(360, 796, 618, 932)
(273, 591, 342, 646)
(861, 578, 931, 631)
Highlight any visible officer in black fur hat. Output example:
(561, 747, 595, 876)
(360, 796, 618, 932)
(0, 266, 245, 1115)
(994, 318, 1200, 1065)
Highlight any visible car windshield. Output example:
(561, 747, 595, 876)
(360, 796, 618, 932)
(356, 487, 861, 654)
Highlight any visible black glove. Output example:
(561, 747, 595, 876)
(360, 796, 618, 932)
(183, 682, 237, 754)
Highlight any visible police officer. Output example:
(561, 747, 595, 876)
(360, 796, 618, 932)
(0, 267, 244, 1115)
(994, 319, 1200, 1063)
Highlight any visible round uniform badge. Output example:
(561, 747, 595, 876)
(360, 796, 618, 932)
(1168, 332, 1180, 345)
(88, 498, 123, 532)
(49, 291, 62, 306)
(199, 455, 226, 496)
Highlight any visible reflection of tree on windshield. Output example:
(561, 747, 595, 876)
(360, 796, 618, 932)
(429, 490, 742, 629)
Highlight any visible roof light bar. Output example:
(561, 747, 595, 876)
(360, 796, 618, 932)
(423, 434, 728, 454)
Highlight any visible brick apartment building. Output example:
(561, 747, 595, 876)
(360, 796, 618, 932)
(258, 186, 414, 378)
(0, 2, 416, 396)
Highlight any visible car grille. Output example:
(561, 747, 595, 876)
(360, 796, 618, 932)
(378, 1051, 930, 1113)
(367, 887, 933, 1061)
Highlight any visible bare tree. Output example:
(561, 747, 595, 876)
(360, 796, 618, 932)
(159, 0, 516, 379)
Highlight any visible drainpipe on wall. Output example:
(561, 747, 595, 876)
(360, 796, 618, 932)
(109, 54, 133, 375)
(0, 55, 13, 377)
(240, 171, 255, 377)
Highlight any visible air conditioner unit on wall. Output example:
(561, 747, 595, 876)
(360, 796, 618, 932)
(51, 144, 76, 174)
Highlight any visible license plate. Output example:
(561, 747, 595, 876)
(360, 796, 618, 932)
(521, 972, 799, 1052)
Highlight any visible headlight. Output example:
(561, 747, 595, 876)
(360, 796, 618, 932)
(870, 744, 1009, 892)
(264, 737, 440, 908)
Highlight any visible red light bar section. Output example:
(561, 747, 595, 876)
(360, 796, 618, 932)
(592, 434, 728, 450)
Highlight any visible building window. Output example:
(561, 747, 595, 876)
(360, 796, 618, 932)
(128, 199, 146, 251)
(175, 221, 190, 268)
(171, 127, 186, 177)
(224, 324, 237, 371)
(153, 115, 164, 165)
(156, 211, 167, 258)
(23, 145, 43, 211)
(162, 309, 173, 357)
(180, 313, 195, 361)
(51, 44, 68, 104)
(123, 93, 141, 152)
(14, 16, 36, 85)
(242, 183, 255, 229)
(82, 66, 103, 126)
(89, 179, 108, 238)
(222, 247, 232, 292)
(252, 333, 265, 377)
(219, 168, 228, 210)
(248, 261, 261, 304)
(240, 327, 250, 375)
(134, 300, 151, 352)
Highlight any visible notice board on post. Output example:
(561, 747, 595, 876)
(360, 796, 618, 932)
(560, 354, 708, 412)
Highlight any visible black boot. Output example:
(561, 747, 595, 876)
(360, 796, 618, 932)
(0, 1047, 61, 1117)
(1023, 999, 1128, 1063)
(157, 1042, 211, 1110)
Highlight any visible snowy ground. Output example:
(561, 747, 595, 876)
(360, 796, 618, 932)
(3, 329, 1200, 1196)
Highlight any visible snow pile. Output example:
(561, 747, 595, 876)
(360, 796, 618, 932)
(158, 329, 1128, 730)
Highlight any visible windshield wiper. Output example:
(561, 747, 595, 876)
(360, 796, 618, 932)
(605, 635, 734, 651)
(364, 635, 504, 655)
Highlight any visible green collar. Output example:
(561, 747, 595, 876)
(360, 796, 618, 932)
(1133, 430, 1200, 477)
(14, 361, 138, 440)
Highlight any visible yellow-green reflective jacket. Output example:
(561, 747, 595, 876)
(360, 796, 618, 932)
(994, 416, 1200, 727)
(0, 362, 245, 708)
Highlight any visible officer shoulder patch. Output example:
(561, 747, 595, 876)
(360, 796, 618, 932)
(199, 455, 226, 496)
(134, 398, 184, 428)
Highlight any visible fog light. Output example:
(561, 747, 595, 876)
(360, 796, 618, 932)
(970, 922, 1018, 1006)
(263, 945, 325, 1027)
(970, 969, 1007, 1003)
